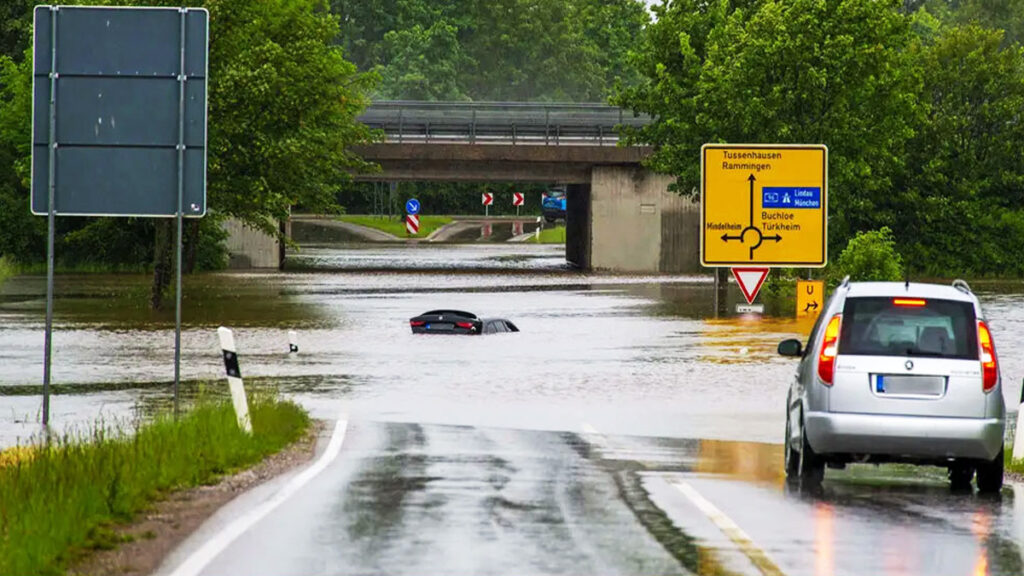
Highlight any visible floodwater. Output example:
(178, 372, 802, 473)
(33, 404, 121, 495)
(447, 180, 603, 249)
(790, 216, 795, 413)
(1, 243, 1024, 450)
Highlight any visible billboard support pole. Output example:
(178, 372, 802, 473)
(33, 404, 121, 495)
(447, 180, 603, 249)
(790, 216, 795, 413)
(173, 8, 187, 418)
(42, 6, 59, 428)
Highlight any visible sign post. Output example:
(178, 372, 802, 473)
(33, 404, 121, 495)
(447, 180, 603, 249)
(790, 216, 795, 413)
(700, 144, 828, 312)
(512, 191, 524, 216)
(405, 198, 420, 236)
(31, 6, 209, 423)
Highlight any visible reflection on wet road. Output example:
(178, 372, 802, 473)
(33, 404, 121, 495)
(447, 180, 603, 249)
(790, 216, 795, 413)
(4, 243, 1024, 574)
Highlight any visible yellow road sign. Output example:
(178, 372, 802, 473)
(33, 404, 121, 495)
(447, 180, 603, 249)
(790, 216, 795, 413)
(797, 280, 825, 318)
(701, 144, 827, 267)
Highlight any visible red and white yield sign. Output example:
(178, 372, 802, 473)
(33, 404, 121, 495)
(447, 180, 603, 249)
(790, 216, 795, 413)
(482, 193, 494, 206)
(406, 214, 420, 235)
(732, 267, 769, 304)
(512, 192, 524, 206)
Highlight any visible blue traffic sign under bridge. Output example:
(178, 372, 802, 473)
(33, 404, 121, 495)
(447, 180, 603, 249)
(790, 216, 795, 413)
(406, 198, 420, 215)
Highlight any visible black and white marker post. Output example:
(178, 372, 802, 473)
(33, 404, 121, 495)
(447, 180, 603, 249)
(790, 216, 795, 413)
(217, 327, 252, 433)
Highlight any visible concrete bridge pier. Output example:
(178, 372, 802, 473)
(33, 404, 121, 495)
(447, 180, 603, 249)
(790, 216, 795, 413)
(568, 167, 699, 274)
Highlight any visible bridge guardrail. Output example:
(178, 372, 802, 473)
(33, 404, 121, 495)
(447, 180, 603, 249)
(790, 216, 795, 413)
(358, 101, 651, 145)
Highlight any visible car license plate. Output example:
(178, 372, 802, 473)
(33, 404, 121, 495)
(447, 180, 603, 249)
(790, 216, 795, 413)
(427, 323, 453, 331)
(875, 374, 946, 396)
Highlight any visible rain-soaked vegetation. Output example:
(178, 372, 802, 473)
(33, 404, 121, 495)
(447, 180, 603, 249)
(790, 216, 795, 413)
(0, 393, 309, 576)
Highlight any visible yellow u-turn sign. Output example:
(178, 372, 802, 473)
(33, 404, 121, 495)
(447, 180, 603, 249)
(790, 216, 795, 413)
(797, 280, 825, 318)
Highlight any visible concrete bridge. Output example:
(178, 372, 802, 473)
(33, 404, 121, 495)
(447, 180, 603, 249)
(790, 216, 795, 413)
(229, 101, 699, 273)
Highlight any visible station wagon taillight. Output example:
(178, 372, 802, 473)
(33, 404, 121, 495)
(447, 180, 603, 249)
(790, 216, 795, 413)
(978, 321, 998, 392)
(456, 322, 474, 329)
(817, 314, 842, 385)
(410, 321, 425, 327)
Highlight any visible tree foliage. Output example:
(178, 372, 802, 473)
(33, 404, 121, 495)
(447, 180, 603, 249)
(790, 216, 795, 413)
(0, 0, 375, 262)
(617, 0, 1024, 277)
(330, 0, 650, 102)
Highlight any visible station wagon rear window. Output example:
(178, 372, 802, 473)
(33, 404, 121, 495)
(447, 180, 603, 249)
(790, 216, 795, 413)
(838, 297, 978, 359)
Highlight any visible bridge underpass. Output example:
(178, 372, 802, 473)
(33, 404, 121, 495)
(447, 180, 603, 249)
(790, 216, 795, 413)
(227, 101, 700, 273)
(353, 101, 700, 273)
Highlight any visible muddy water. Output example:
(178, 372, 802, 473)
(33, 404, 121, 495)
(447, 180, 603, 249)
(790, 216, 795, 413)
(2, 244, 1023, 449)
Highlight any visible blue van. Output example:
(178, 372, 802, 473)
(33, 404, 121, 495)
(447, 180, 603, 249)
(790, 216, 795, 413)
(542, 187, 567, 222)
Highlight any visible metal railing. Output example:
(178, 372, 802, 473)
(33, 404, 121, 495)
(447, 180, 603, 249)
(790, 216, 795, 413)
(358, 101, 651, 145)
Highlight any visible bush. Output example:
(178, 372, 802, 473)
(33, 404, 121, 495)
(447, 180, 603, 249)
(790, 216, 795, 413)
(0, 255, 14, 286)
(828, 227, 904, 285)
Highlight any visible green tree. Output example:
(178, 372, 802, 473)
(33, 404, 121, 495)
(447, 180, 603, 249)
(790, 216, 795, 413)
(616, 0, 921, 253)
(573, 0, 650, 92)
(0, 0, 377, 307)
(897, 24, 1024, 275)
(376, 21, 468, 100)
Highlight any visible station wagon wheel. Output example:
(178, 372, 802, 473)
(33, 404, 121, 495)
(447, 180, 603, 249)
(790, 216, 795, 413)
(784, 412, 799, 482)
(976, 447, 1004, 494)
(797, 411, 825, 489)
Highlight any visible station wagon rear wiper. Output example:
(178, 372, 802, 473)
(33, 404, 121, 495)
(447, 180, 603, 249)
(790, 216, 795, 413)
(902, 348, 948, 358)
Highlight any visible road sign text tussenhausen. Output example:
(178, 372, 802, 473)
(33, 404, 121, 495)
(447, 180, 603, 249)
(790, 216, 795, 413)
(701, 144, 827, 267)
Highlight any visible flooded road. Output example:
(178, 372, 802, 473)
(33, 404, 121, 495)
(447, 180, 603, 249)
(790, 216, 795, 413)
(5, 242, 1024, 575)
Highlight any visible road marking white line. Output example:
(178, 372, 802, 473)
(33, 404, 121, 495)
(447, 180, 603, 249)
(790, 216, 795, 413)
(671, 480, 786, 576)
(167, 415, 350, 576)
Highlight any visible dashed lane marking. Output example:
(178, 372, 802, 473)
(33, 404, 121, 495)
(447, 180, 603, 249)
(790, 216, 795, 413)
(167, 414, 350, 576)
(671, 480, 786, 576)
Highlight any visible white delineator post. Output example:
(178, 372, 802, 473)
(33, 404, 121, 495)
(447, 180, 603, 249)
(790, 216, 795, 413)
(217, 327, 252, 433)
(1014, 382, 1024, 461)
(288, 330, 299, 354)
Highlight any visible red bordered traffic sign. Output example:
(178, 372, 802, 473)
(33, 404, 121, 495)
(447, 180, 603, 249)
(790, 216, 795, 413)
(731, 267, 769, 304)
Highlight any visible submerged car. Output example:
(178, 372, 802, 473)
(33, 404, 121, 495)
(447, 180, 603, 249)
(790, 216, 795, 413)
(409, 310, 519, 335)
(778, 278, 1005, 493)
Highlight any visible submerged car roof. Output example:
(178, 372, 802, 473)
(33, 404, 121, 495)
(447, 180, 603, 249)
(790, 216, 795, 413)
(418, 310, 478, 319)
(843, 282, 977, 303)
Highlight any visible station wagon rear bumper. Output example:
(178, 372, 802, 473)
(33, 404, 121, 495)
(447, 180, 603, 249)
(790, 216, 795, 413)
(805, 411, 1004, 461)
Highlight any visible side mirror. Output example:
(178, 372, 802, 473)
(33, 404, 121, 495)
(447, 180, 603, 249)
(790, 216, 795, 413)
(778, 339, 803, 357)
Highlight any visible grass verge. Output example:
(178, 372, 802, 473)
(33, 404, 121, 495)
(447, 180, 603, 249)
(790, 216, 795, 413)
(1006, 446, 1024, 476)
(0, 394, 309, 576)
(338, 214, 452, 238)
(531, 225, 566, 244)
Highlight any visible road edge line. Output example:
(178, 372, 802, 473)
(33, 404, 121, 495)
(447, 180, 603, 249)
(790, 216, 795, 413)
(671, 480, 786, 576)
(166, 415, 350, 576)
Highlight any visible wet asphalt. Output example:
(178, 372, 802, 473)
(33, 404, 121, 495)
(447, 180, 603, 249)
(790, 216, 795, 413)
(158, 419, 1024, 576)
(4, 242, 1024, 574)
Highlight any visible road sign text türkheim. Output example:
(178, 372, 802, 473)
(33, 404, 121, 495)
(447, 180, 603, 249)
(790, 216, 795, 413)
(700, 144, 827, 267)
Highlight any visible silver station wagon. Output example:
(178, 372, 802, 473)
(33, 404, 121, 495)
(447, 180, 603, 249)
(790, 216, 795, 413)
(778, 279, 1005, 493)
